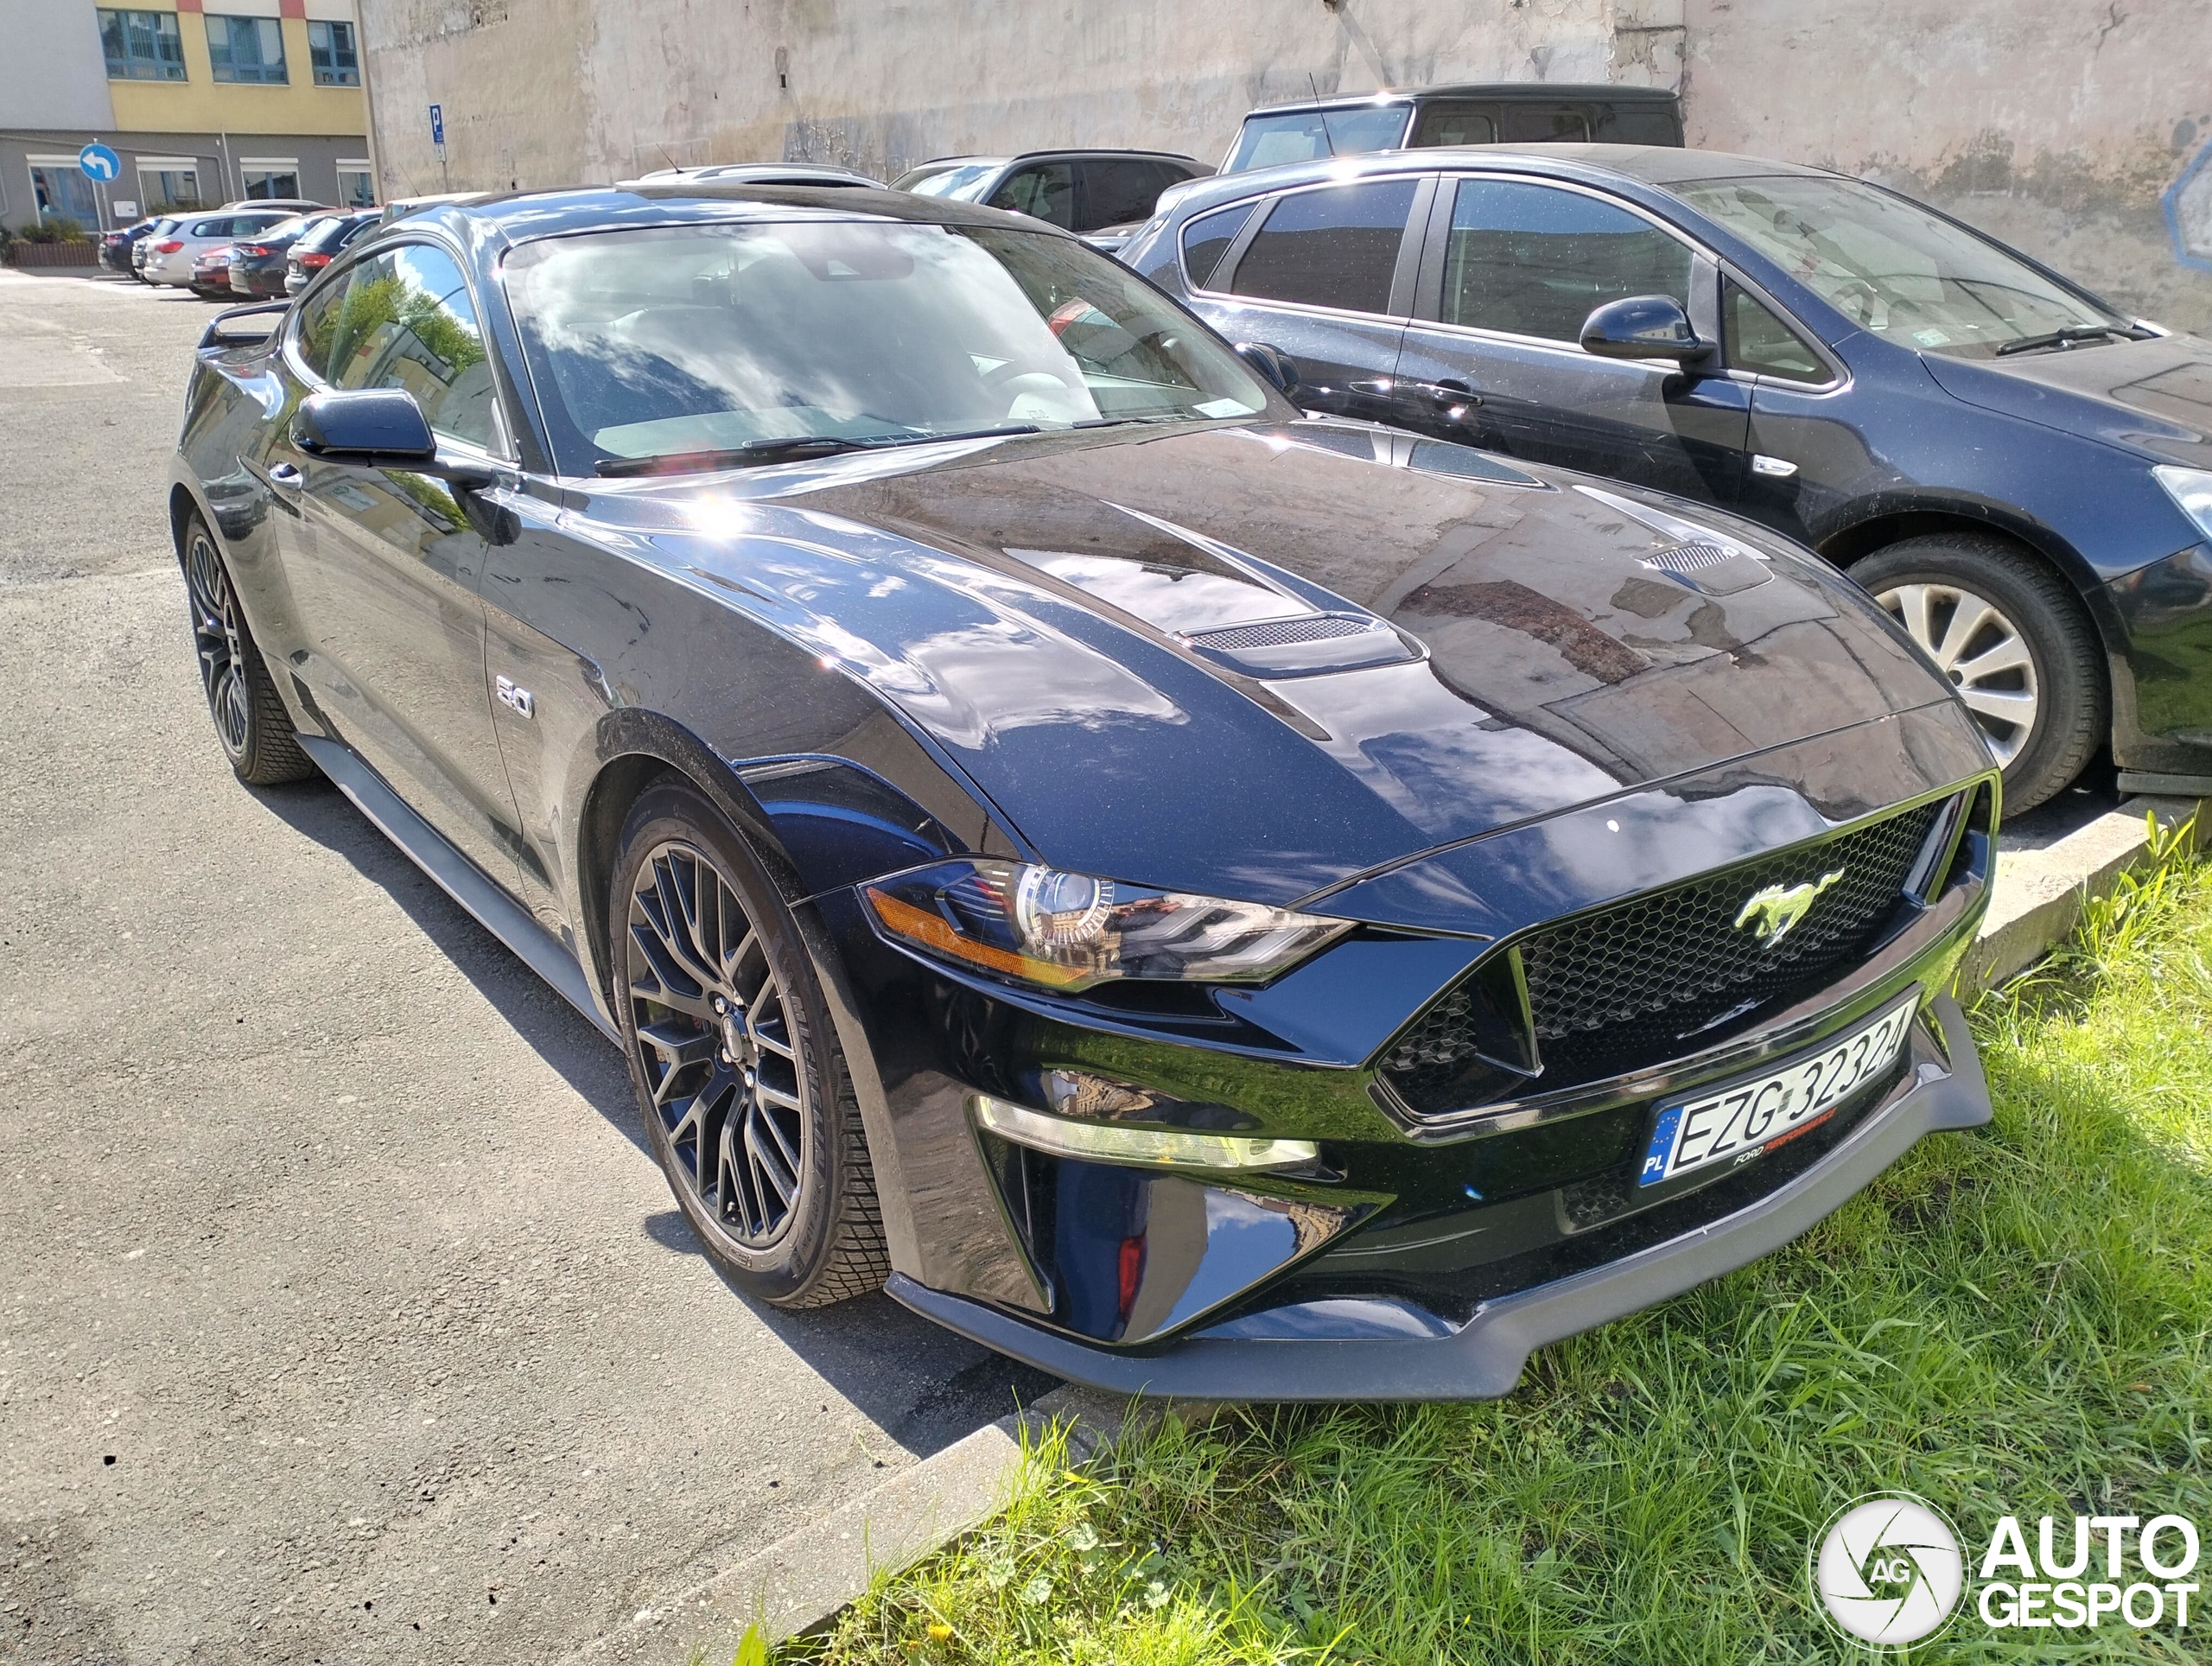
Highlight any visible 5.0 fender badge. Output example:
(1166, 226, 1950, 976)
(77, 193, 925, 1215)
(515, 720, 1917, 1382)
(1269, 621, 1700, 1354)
(1734, 869, 1843, 944)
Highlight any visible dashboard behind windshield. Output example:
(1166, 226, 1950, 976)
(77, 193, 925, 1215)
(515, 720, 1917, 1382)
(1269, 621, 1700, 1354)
(503, 220, 1274, 474)
(1675, 175, 2121, 359)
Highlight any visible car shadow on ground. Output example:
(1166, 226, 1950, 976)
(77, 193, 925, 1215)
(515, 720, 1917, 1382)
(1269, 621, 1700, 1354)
(250, 775, 1061, 1454)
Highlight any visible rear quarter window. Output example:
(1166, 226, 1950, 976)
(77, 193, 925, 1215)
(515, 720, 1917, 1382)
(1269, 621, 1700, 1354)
(1179, 201, 1255, 291)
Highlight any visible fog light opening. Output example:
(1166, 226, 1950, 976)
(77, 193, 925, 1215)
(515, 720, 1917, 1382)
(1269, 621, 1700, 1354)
(969, 1093, 1319, 1172)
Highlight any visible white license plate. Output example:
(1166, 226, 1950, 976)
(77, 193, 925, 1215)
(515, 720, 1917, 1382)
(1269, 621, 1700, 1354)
(1637, 996, 1916, 1186)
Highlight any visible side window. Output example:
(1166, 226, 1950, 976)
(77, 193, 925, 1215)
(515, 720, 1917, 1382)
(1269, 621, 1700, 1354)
(1594, 105, 1684, 145)
(1442, 178, 1692, 341)
(323, 245, 499, 450)
(1409, 102, 1497, 147)
(988, 163, 1076, 229)
(1499, 105, 1592, 143)
(291, 262, 351, 379)
(1725, 282, 1828, 383)
(1078, 159, 1170, 232)
(1179, 201, 1255, 291)
(1229, 178, 1419, 315)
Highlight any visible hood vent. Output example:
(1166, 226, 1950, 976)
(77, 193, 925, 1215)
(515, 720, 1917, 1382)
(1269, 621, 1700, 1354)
(1180, 613, 1418, 678)
(1187, 614, 1373, 652)
(1643, 540, 1737, 573)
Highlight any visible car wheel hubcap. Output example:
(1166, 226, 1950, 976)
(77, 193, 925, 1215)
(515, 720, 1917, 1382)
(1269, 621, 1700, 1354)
(184, 531, 250, 758)
(1874, 582, 2039, 766)
(625, 840, 807, 1249)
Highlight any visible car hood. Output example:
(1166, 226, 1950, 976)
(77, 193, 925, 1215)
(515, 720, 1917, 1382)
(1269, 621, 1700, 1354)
(582, 421, 1967, 907)
(1920, 331, 2212, 466)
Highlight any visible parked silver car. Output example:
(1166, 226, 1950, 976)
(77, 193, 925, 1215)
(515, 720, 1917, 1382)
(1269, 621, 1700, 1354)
(139, 207, 297, 288)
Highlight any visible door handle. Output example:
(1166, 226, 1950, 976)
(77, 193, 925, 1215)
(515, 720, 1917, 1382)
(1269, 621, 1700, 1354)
(267, 461, 303, 488)
(1427, 378, 1479, 405)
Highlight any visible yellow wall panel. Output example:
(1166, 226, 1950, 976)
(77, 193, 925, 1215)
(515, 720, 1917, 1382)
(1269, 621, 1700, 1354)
(107, 12, 364, 137)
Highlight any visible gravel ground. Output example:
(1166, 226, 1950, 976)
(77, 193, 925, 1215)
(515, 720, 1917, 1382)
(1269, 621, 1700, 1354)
(0, 269, 1052, 1666)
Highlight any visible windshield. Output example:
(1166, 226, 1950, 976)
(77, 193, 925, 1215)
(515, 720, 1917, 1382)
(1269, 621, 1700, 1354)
(903, 164, 997, 201)
(504, 220, 1275, 474)
(257, 215, 315, 241)
(1224, 105, 1412, 173)
(1674, 175, 2123, 359)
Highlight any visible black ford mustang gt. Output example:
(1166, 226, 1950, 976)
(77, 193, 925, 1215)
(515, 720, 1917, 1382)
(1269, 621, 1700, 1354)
(169, 183, 1999, 1399)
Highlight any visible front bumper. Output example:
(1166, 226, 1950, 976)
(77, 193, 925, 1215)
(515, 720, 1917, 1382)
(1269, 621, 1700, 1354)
(890, 993, 1991, 1399)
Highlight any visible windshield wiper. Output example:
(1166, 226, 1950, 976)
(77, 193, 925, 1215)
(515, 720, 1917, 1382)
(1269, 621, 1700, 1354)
(594, 424, 1045, 477)
(1994, 323, 2144, 357)
(595, 436, 865, 475)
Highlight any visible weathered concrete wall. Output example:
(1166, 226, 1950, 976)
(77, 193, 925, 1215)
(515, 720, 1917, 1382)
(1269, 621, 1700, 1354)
(1684, 0, 2212, 334)
(359, 0, 1674, 191)
(358, 0, 2208, 334)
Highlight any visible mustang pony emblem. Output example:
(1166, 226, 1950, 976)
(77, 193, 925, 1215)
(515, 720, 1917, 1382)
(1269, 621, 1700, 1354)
(1733, 870, 1844, 944)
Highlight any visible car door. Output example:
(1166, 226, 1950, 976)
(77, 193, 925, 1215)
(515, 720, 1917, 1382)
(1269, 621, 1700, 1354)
(1719, 276, 1860, 546)
(985, 161, 1077, 230)
(1391, 175, 1751, 505)
(280, 238, 526, 887)
(1073, 158, 1179, 235)
(1191, 174, 1429, 425)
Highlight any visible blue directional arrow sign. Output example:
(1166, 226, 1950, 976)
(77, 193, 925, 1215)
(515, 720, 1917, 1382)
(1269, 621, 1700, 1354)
(79, 142, 122, 183)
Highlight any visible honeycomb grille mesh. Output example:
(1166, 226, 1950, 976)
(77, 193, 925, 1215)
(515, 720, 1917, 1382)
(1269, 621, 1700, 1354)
(1380, 799, 1949, 1112)
(1189, 614, 1371, 651)
(1643, 539, 1738, 572)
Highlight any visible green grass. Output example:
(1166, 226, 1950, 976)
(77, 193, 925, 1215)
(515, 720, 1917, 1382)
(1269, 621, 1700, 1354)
(791, 828, 2212, 1664)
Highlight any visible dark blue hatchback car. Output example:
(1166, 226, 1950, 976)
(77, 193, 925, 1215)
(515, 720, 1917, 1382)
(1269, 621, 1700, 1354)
(1124, 145, 2212, 811)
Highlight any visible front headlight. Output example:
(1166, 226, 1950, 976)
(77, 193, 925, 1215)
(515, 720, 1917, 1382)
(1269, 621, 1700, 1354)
(2152, 465, 2212, 543)
(863, 858, 1351, 991)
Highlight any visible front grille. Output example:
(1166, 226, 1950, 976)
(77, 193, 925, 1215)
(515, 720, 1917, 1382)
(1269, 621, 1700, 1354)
(1188, 614, 1371, 651)
(1379, 798, 1949, 1114)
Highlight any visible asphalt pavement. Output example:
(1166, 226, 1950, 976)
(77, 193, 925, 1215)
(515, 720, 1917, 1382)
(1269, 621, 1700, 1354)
(0, 268, 1052, 1666)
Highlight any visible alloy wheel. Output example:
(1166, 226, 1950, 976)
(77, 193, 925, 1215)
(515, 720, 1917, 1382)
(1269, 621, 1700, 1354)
(625, 840, 809, 1248)
(1874, 582, 2039, 766)
(184, 529, 251, 758)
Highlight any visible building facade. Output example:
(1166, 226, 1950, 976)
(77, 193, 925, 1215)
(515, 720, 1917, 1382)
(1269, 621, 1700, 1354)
(353, 0, 2211, 335)
(0, 0, 372, 232)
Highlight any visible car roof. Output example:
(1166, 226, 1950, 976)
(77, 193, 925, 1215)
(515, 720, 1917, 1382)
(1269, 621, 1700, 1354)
(905, 149, 1204, 171)
(1155, 142, 1840, 219)
(630, 162, 886, 187)
(1247, 82, 1680, 116)
(412, 181, 1086, 249)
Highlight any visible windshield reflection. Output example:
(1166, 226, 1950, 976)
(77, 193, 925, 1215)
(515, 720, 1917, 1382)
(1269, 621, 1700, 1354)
(502, 221, 1271, 474)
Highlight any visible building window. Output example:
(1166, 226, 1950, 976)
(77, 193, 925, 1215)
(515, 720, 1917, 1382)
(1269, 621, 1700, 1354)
(308, 19, 359, 86)
(99, 9, 187, 80)
(239, 162, 302, 200)
(207, 15, 288, 84)
(29, 163, 100, 230)
(336, 164, 376, 207)
(137, 164, 204, 213)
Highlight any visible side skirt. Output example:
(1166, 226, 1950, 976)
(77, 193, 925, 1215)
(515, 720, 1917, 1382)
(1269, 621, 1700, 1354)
(296, 734, 620, 1044)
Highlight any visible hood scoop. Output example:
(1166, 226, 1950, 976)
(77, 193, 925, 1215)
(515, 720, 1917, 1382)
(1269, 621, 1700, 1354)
(1181, 612, 1417, 677)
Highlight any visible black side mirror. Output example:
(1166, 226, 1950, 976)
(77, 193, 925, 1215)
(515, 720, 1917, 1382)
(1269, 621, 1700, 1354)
(291, 388, 493, 485)
(1579, 295, 1713, 364)
(1234, 340, 1301, 396)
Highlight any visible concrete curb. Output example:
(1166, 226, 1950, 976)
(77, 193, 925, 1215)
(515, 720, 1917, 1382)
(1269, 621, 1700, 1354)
(571, 792, 2205, 1663)
(559, 1384, 1130, 1662)
(1957, 795, 2203, 995)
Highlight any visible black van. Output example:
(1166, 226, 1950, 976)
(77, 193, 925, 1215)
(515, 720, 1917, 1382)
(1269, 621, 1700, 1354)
(1222, 84, 1683, 173)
